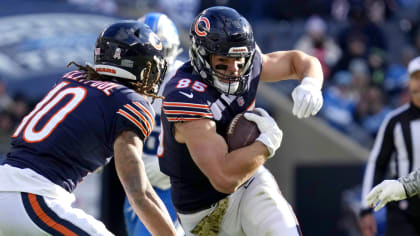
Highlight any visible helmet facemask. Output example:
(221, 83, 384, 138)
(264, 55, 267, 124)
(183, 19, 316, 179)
(138, 55, 168, 96)
(162, 41, 183, 65)
(189, 6, 256, 95)
(190, 37, 255, 95)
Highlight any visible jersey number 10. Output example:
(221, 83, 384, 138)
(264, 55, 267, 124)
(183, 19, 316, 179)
(12, 81, 86, 143)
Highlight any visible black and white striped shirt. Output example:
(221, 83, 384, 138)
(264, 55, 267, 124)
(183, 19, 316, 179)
(361, 102, 420, 212)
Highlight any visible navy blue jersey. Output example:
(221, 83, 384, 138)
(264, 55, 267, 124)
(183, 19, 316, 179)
(158, 49, 263, 212)
(4, 71, 155, 192)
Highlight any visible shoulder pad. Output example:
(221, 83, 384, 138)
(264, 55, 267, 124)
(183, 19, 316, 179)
(162, 77, 213, 122)
(116, 99, 155, 139)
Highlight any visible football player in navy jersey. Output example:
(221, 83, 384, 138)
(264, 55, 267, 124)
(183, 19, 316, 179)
(123, 12, 185, 236)
(0, 20, 177, 236)
(158, 6, 324, 236)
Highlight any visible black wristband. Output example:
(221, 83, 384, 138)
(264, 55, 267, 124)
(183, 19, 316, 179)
(401, 182, 409, 198)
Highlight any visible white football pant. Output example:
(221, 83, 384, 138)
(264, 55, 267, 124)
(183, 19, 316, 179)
(177, 166, 302, 236)
(0, 192, 113, 236)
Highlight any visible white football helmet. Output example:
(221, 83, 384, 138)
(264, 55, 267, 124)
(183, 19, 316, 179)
(138, 12, 183, 65)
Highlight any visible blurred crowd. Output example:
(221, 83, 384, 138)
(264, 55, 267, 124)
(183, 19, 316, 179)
(1, 0, 420, 149)
(292, 1, 420, 147)
(0, 81, 31, 137)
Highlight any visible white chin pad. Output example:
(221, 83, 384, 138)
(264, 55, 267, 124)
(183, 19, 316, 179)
(213, 77, 239, 94)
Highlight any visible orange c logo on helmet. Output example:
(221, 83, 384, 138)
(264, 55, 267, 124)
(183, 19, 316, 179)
(195, 17, 210, 37)
(149, 32, 163, 50)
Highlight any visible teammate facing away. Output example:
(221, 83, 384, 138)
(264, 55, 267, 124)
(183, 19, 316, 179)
(122, 12, 185, 236)
(0, 20, 177, 236)
(158, 6, 324, 236)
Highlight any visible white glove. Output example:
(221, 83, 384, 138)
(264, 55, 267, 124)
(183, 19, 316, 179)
(243, 108, 283, 158)
(366, 180, 407, 212)
(291, 77, 323, 119)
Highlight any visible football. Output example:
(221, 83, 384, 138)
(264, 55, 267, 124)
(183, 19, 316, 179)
(225, 111, 260, 152)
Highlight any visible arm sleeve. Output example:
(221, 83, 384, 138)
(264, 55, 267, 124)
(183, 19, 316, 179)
(114, 100, 155, 142)
(399, 169, 420, 197)
(360, 115, 396, 211)
(162, 89, 213, 122)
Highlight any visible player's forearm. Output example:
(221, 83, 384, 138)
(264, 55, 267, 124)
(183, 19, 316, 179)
(399, 169, 420, 197)
(127, 184, 177, 236)
(118, 160, 176, 235)
(114, 132, 176, 235)
(143, 155, 171, 190)
(222, 142, 268, 192)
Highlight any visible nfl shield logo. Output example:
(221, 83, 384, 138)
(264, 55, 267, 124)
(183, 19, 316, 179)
(113, 48, 121, 60)
(237, 96, 245, 107)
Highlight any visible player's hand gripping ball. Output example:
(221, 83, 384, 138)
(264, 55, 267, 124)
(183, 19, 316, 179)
(225, 111, 260, 152)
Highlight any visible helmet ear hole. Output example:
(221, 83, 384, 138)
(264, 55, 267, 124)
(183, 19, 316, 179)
(134, 28, 140, 38)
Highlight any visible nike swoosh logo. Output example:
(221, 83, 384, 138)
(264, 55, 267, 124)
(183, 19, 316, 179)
(179, 91, 193, 98)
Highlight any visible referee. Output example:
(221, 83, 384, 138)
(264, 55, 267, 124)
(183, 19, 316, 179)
(359, 56, 420, 236)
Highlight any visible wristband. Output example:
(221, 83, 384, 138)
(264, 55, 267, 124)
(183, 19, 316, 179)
(301, 76, 323, 90)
